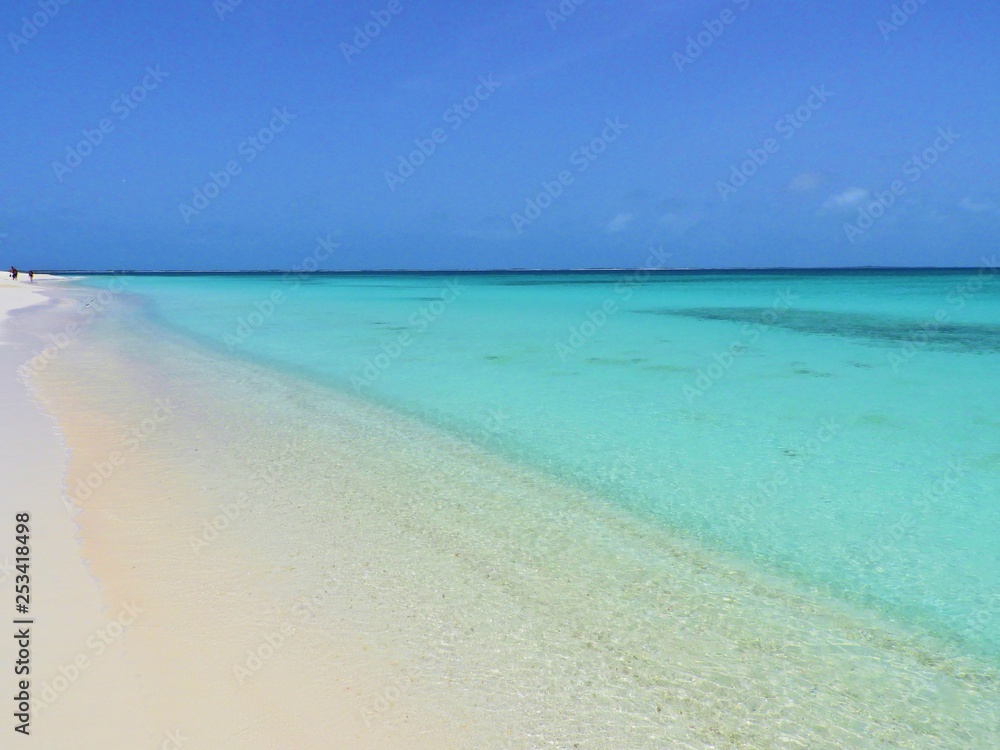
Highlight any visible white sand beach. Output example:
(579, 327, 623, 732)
(1, 276, 468, 748)
(0, 275, 150, 745)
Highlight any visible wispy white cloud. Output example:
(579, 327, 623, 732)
(959, 196, 998, 214)
(605, 212, 635, 233)
(823, 187, 869, 211)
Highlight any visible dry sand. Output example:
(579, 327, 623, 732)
(0, 276, 470, 748)
(1, 275, 151, 746)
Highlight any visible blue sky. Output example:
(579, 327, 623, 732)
(2, 0, 997, 270)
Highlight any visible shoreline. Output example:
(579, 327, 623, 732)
(10, 278, 473, 747)
(5, 276, 999, 747)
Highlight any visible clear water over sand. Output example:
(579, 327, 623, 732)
(52, 269, 1000, 747)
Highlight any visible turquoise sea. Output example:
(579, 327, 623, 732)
(69, 268, 1000, 746)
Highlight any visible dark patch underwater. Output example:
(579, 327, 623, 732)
(638, 307, 1000, 353)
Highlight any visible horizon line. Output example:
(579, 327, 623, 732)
(33, 265, 995, 275)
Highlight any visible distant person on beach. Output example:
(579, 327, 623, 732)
(28, 270, 34, 283)
(9, 266, 17, 279)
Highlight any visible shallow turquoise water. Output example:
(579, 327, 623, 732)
(82, 269, 1000, 662)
